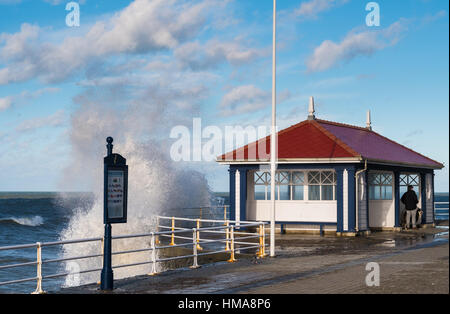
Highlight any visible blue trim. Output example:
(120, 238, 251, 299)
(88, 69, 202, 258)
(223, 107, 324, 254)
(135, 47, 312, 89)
(365, 171, 370, 229)
(347, 167, 356, 232)
(394, 171, 400, 227)
(239, 169, 247, 221)
(335, 168, 344, 233)
(420, 173, 426, 224)
(277, 163, 357, 170)
(432, 172, 436, 223)
(367, 164, 434, 174)
(230, 165, 260, 171)
(229, 168, 236, 221)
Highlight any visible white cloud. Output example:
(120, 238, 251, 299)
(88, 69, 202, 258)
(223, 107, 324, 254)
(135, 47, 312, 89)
(295, 0, 349, 19)
(15, 110, 65, 132)
(306, 20, 408, 72)
(174, 39, 264, 70)
(44, 0, 86, 5)
(0, 23, 39, 60)
(0, 0, 216, 85)
(219, 85, 270, 117)
(219, 85, 291, 117)
(0, 87, 60, 110)
(0, 96, 12, 111)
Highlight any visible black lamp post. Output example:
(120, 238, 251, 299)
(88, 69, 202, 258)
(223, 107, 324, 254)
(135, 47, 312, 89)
(100, 137, 128, 291)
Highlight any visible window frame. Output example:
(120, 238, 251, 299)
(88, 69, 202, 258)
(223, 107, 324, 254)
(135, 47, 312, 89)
(368, 171, 394, 201)
(253, 169, 336, 201)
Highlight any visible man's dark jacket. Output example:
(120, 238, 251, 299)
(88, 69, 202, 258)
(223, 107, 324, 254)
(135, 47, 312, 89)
(401, 190, 419, 210)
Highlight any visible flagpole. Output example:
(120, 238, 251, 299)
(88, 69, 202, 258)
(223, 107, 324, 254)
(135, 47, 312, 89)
(270, 0, 277, 257)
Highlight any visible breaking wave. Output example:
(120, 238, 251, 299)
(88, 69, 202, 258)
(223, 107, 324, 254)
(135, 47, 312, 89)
(0, 216, 44, 227)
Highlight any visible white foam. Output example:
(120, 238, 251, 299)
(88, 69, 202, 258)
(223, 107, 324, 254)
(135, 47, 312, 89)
(1, 216, 44, 227)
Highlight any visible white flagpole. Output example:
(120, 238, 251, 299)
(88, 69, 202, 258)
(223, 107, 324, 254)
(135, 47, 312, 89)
(270, 0, 277, 257)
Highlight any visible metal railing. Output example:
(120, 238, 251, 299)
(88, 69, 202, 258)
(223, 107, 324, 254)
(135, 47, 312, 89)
(434, 201, 449, 221)
(164, 205, 230, 220)
(0, 216, 266, 294)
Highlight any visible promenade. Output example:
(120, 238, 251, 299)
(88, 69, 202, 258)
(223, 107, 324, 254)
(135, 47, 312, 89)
(59, 223, 448, 294)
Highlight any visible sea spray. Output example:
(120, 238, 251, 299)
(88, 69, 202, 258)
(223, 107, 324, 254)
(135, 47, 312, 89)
(56, 29, 214, 286)
(59, 138, 212, 286)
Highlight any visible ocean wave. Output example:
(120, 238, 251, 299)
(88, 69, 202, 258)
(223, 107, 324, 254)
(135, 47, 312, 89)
(0, 216, 44, 227)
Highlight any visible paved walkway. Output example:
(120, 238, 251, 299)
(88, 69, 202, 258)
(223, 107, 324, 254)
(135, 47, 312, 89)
(58, 225, 449, 294)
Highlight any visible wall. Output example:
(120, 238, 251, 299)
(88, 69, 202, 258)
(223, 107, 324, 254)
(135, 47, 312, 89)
(369, 199, 395, 227)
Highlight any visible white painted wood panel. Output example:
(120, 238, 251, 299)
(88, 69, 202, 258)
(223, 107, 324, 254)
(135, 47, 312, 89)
(247, 201, 337, 223)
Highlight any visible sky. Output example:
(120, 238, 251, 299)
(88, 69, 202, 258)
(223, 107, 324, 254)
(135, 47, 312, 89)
(0, 0, 448, 193)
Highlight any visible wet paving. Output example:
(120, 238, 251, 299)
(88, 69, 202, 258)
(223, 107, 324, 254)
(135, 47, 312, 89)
(56, 223, 448, 294)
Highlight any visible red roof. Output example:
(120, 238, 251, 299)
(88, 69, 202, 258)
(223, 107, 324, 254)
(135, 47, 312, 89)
(218, 119, 444, 169)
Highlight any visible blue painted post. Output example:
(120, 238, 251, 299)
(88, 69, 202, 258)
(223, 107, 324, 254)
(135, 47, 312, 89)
(365, 170, 370, 229)
(347, 167, 356, 232)
(394, 171, 400, 228)
(239, 169, 247, 222)
(432, 172, 436, 223)
(229, 168, 236, 221)
(335, 168, 344, 233)
(420, 173, 426, 225)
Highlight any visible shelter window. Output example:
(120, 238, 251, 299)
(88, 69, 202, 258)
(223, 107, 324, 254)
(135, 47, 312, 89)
(254, 170, 335, 201)
(369, 173, 393, 200)
(292, 172, 305, 200)
(399, 174, 420, 196)
(308, 171, 336, 201)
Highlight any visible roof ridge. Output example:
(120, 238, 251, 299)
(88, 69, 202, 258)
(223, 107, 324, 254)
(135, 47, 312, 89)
(310, 120, 361, 158)
(316, 118, 370, 132)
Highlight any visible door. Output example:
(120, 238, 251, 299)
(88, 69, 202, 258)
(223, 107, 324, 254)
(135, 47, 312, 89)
(399, 173, 421, 224)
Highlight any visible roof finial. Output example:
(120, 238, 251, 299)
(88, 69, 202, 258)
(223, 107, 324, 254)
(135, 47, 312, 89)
(308, 96, 316, 120)
(366, 110, 372, 130)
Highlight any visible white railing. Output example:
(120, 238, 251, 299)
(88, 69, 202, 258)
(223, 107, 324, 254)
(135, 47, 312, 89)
(164, 205, 230, 221)
(434, 201, 449, 220)
(0, 216, 267, 294)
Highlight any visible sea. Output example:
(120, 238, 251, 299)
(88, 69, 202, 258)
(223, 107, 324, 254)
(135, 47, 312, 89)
(0, 191, 447, 294)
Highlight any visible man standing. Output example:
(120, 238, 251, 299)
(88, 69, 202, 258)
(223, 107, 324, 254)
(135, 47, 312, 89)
(401, 185, 419, 229)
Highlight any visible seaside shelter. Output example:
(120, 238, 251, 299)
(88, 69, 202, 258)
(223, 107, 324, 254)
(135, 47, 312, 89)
(217, 98, 444, 235)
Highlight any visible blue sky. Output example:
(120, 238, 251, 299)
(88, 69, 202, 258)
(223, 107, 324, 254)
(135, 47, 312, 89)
(0, 0, 448, 193)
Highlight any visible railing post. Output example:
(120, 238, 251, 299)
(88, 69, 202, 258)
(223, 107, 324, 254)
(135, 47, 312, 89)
(190, 228, 200, 269)
(225, 220, 230, 251)
(31, 242, 44, 294)
(196, 219, 203, 251)
(224, 206, 227, 224)
(149, 232, 158, 275)
(261, 223, 266, 257)
(155, 217, 160, 245)
(257, 224, 263, 258)
(227, 226, 236, 263)
(170, 217, 175, 246)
